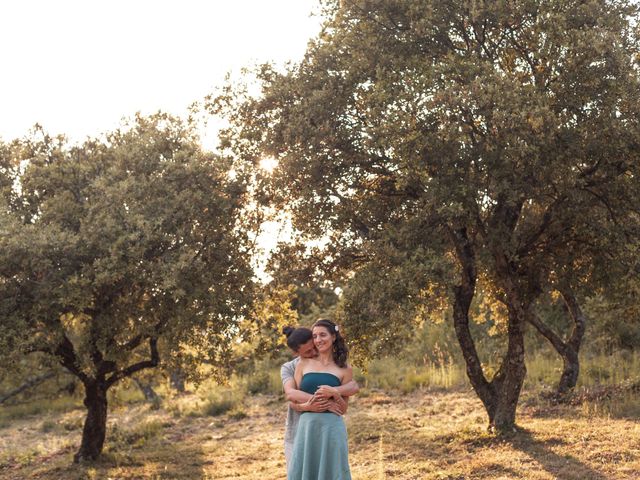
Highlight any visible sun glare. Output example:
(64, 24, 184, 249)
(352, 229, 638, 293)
(259, 157, 279, 173)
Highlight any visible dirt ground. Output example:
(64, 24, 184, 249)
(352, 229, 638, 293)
(1, 389, 638, 479)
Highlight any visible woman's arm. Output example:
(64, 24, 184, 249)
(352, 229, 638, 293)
(290, 397, 331, 413)
(317, 366, 355, 415)
(284, 379, 313, 403)
(333, 366, 355, 415)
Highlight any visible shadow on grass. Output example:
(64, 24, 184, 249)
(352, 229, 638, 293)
(448, 427, 609, 480)
(350, 411, 609, 480)
(21, 434, 207, 480)
(507, 427, 609, 480)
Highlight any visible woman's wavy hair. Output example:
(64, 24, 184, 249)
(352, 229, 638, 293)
(312, 318, 348, 368)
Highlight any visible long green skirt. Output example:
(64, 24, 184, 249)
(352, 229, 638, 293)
(287, 412, 351, 480)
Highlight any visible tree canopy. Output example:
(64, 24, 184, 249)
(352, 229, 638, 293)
(0, 114, 256, 460)
(216, 0, 640, 431)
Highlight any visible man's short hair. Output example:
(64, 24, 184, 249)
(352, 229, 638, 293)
(282, 326, 313, 351)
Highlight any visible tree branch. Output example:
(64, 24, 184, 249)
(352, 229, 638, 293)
(516, 195, 566, 257)
(526, 309, 567, 355)
(0, 372, 56, 404)
(54, 335, 91, 384)
(558, 285, 587, 353)
(105, 337, 160, 388)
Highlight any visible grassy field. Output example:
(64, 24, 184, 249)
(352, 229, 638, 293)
(1, 383, 639, 480)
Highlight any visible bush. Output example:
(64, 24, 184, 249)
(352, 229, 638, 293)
(187, 383, 246, 418)
(40, 419, 58, 433)
(246, 370, 282, 396)
(201, 397, 236, 417)
(107, 420, 164, 451)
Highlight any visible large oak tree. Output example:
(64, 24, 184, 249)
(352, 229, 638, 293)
(0, 114, 255, 461)
(217, 0, 640, 431)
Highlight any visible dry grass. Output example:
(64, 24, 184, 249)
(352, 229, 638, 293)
(0, 387, 638, 480)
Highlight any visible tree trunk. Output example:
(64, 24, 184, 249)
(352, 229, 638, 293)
(170, 368, 186, 393)
(457, 295, 527, 433)
(54, 335, 160, 462)
(74, 380, 109, 463)
(527, 286, 585, 395)
(449, 226, 498, 423)
(557, 287, 586, 393)
(490, 303, 527, 432)
(449, 225, 529, 433)
(558, 348, 580, 394)
(453, 283, 501, 423)
(133, 377, 161, 405)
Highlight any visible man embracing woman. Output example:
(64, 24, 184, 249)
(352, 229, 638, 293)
(281, 319, 359, 480)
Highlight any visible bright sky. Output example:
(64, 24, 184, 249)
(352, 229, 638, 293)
(1, 0, 324, 281)
(0, 0, 323, 143)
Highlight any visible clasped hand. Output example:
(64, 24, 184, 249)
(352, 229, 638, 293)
(301, 390, 345, 415)
(314, 385, 339, 400)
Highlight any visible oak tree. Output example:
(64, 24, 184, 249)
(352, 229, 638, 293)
(0, 114, 255, 461)
(216, 0, 640, 431)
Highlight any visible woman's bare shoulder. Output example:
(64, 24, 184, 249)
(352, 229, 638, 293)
(338, 363, 353, 382)
(340, 363, 353, 373)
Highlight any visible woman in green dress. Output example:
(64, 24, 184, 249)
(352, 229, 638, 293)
(287, 318, 353, 480)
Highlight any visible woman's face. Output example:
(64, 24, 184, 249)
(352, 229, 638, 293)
(312, 325, 335, 353)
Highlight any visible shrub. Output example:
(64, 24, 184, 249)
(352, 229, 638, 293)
(108, 420, 164, 451)
(246, 370, 282, 396)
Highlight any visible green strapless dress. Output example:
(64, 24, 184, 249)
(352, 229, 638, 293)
(287, 372, 352, 480)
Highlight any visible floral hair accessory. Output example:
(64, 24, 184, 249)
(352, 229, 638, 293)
(335, 325, 339, 332)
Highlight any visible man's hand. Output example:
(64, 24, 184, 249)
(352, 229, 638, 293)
(315, 385, 340, 400)
(290, 393, 349, 415)
(326, 398, 347, 416)
(290, 395, 330, 413)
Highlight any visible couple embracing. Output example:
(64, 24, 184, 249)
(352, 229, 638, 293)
(281, 319, 359, 480)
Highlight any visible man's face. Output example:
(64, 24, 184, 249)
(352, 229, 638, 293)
(297, 339, 318, 359)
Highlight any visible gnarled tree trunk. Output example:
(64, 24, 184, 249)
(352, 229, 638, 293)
(527, 285, 586, 395)
(133, 377, 161, 405)
(74, 379, 109, 463)
(450, 226, 528, 432)
(450, 224, 530, 433)
(170, 368, 186, 393)
(57, 336, 160, 463)
(490, 300, 527, 431)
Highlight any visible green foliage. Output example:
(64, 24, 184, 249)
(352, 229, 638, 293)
(245, 368, 282, 395)
(198, 391, 241, 417)
(0, 113, 258, 460)
(584, 291, 640, 351)
(107, 420, 166, 451)
(236, 285, 299, 366)
(165, 376, 249, 418)
(360, 357, 467, 393)
(0, 113, 256, 384)
(292, 284, 340, 324)
(215, 0, 640, 379)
